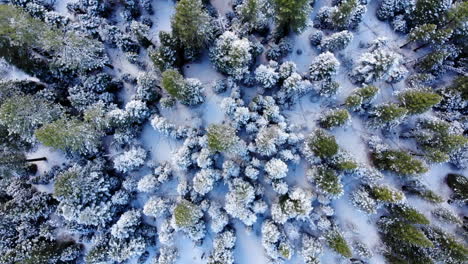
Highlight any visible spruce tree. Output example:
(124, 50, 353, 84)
(272, 0, 312, 34)
(171, 0, 211, 57)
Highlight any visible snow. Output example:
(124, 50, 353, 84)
(148, 0, 176, 42)
(14, 0, 466, 263)
(234, 222, 269, 264)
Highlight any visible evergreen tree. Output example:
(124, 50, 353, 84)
(398, 90, 442, 114)
(171, 0, 211, 58)
(206, 124, 238, 152)
(0, 94, 62, 144)
(35, 116, 104, 155)
(326, 229, 352, 258)
(319, 30, 353, 52)
(306, 129, 339, 159)
(309, 51, 340, 81)
(272, 0, 312, 34)
(372, 149, 428, 176)
(319, 108, 350, 129)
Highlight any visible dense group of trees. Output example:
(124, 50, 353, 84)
(0, 0, 466, 263)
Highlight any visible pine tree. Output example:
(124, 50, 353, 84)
(206, 124, 238, 152)
(319, 108, 350, 129)
(371, 103, 408, 128)
(35, 116, 104, 155)
(171, 0, 211, 58)
(306, 129, 339, 159)
(319, 30, 353, 52)
(272, 0, 312, 34)
(398, 90, 442, 114)
(0, 94, 62, 144)
(308, 166, 343, 197)
(210, 31, 252, 80)
(326, 229, 352, 258)
(372, 149, 428, 176)
(309, 51, 340, 81)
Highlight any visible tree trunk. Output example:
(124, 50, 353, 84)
(25, 157, 47, 162)
(413, 43, 428, 52)
(400, 41, 412, 49)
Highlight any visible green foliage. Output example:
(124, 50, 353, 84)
(357, 85, 379, 101)
(412, 0, 451, 26)
(207, 124, 237, 152)
(314, 167, 343, 196)
(387, 221, 434, 248)
(320, 109, 349, 129)
(174, 200, 199, 228)
(423, 227, 468, 263)
(398, 90, 442, 114)
(372, 149, 428, 176)
(0, 5, 107, 73)
(373, 103, 408, 125)
(308, 130, 339, 158)
(331, 0, 359, 29)
(344, 94, 362, 109)
(371, 185, 404, 203)
(449, 76, 468, 100)
(35, 116, 103, 154)
(171, 0, 210, 53)
(272, 0, 312, 33)
(415, 119, 467, 163)
(149, 31, 181, 71)
(446, 173, 468, 202)
(389, 204, 430, 225)
(0, 94, 62, 143)
(161, 69, 185, 99)
(326, 230, 352, 258)
(334, 160, 358, 171)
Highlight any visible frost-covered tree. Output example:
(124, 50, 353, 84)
(193, 168, 221, 195)
(171, 199, 205, 241)
(411, 0, 452, 27)
(319, 30, 353, 52)
(370, 103, 408, 128)
(255, 61, 280, 89)
(149, 31, 182, 71)
(351, 44, 407, 84)
(113, 146, 147, 173)
(412, 117, 467, 163)
(265, 158, 289, 180)
(224, 178, 258, 226)
(271, 187, 314, 223)
(308, 166, 343, 198)
(272, 0, 312, 34)
(210, 31, 253, 80)
(143, 196, 170, 218)
(0, 94, 62, 144)
(208, 202, 229, 233)
(345, 85, 379, 111)
(309, 51, 340, 81)
(153, 246, 178, 264)
(54, 160, 118, 226)
(319, 108, 350, 129)
(235, 0, 270, 33)
(261, 220, 293, 261)
(171, 0, 211, 58)
(207, 230, 236, 264)
(301, 235, 323, 264)
(351, 186, 378, 214)
(315, 0, 366, 30)
(161, 69, 204, 105)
